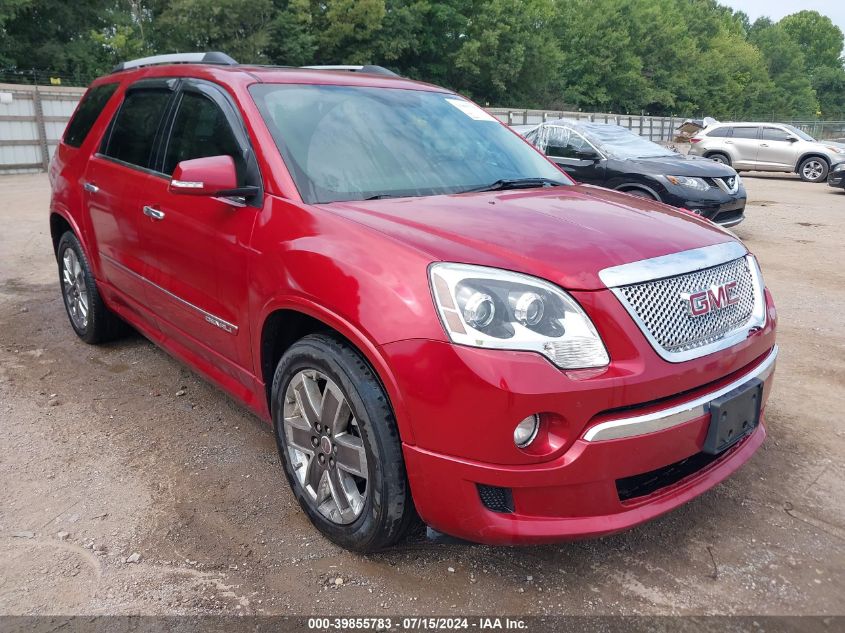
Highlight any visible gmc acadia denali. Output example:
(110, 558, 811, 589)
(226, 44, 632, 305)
(49, 52, 778, 551)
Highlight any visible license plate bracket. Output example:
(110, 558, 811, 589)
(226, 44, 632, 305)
(703, 378, 763, 455)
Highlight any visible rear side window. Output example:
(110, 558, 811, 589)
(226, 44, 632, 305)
(705, 127, 730, 138)
(731, 127, 759, 140)
(63, 83, 119, 148)
(761, 127, 791, 142)
(102, 89, 172, 169)
(163, 91, 245, 182)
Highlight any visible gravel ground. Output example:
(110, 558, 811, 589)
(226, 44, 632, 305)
(0, 172, 843, 616)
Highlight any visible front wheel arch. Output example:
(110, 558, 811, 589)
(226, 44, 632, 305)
(615, 183, 662, 201)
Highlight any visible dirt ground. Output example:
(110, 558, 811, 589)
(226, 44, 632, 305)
(0, 172, 843, 617)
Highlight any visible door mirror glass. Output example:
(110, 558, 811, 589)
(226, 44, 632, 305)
(169, 155, 241, 196)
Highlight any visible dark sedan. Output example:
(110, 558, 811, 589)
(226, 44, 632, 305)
(521, 120, 747, 227)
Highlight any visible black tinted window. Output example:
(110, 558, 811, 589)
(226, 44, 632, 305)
(761, 127, 791, 142)
(163, 92, 244, 181)
(706, 127, 730, 138)
(103, 89, 171, 168)
(731, 127, 759, 140)
(63, 83, 119, 147)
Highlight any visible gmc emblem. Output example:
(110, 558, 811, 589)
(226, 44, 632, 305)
(682, 281, 739, 317)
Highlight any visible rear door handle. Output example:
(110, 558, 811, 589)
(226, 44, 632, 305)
(142, 205, 165, 221)
(760, 143, 769, 147)
(83, 182, 99, 193)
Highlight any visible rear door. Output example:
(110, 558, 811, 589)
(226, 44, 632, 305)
(726, 126, 761, 169)
(757, 126, 797, 170)
(135, 79, 261, 376)
(84, 79, 177, 319)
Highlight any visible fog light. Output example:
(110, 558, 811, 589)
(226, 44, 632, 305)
(514, 414, 540, 448)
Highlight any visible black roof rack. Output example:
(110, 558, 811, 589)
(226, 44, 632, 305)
(112, 52, 238, 73)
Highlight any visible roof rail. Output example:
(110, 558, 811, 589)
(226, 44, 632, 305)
(112, 52, 238, 73)
(301, 65, 400, 77)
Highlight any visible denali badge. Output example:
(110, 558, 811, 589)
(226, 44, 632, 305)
(681, 281, 739, 317)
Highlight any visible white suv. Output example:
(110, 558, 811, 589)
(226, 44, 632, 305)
(689, 123, 845, 183)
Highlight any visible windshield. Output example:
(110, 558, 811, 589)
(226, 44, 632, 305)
(250, 84, 570, 203)
(782, 124, 815, 142)
(581, 124, 677, 159)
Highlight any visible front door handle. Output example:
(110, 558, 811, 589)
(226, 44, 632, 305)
(760, 143, 769, 147)
(83, 182, 99, 193)
(142, 205, 165, 221)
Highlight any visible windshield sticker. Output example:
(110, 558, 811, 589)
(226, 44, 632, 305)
(445, 98, 497, 122)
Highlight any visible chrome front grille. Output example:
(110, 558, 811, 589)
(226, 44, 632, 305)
(617, 257, 755, 353)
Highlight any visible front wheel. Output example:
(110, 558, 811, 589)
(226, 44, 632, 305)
(271, 333, 415, 552)
(798, 157, 828, 183)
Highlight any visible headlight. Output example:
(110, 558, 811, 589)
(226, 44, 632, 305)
(833, 163, 845, 173)
(825, 146, 845, 154)
(429, 263, 610, 369)
(663, 175, 710, 191)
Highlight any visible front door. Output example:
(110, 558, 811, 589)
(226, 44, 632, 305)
(757, 127, 797, 170)
(542, 126, 605, 183)
(137, 80, 262, 378)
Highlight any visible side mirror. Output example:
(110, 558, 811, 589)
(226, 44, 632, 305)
(787, 136, 799, 143)
(169, 155, 257, 198)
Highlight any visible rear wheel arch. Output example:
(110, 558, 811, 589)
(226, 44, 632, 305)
(258, 306, 415, 445)
(704, 151, 731, 165)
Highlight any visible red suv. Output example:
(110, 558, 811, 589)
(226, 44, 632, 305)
(49, 52, 778, 552)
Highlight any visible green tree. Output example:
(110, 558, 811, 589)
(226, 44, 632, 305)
(155, 0, 274, 63)
(779, 11, 845, 119)
(749, 19, 819, 118)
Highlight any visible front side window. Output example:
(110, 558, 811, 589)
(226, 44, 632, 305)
(250, 84, 569, 203)
(64, 83, 119, 147)
(532, 126, 591, 159)
(731, 127, 760, 140)
(163, 91, 245, 182)
(102, 89, 172, 169)
(761, 128, 791, 142)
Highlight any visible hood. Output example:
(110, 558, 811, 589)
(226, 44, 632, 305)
(323, 184, 737, 290)
(612, 154, 738, 178)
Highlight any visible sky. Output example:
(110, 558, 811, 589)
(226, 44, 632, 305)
(719, 0, 845, 35)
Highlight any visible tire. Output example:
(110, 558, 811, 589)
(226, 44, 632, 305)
(798, 157, 829, 183)
(707, 152, 731, 166)
(271, 333, 415, 552)
(57, 231, 127, 344)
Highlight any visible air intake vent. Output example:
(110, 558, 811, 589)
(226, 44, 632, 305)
(477, 484, 514, 513)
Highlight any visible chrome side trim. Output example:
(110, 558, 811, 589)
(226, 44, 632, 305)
(599, 242, 747, 288)
(102, 254, 238, 335)
(583, 345, 778, 442)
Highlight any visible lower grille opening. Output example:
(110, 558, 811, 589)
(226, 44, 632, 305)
(616, 451, 721, 502)
(477, 484, 514, 513)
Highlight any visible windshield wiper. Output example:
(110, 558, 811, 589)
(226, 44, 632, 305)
(363, 194, 399, 200)
(462, 177, 568, 193)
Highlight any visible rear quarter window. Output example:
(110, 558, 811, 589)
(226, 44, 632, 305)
(63, 83, 119, 148)
(705, 127, 730, 138)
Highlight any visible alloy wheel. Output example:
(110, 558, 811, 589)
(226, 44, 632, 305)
(61, 248, 89, 330)
(802, 160, 824, 181)
(283, 369, 368, 525)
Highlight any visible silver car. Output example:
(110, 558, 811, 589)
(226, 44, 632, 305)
(688, 122, 845, 183)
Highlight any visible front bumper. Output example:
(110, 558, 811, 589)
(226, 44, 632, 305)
(662, 188, 746, 227)
(829, 168, 845, 188)
(385, 287, 777, 545)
